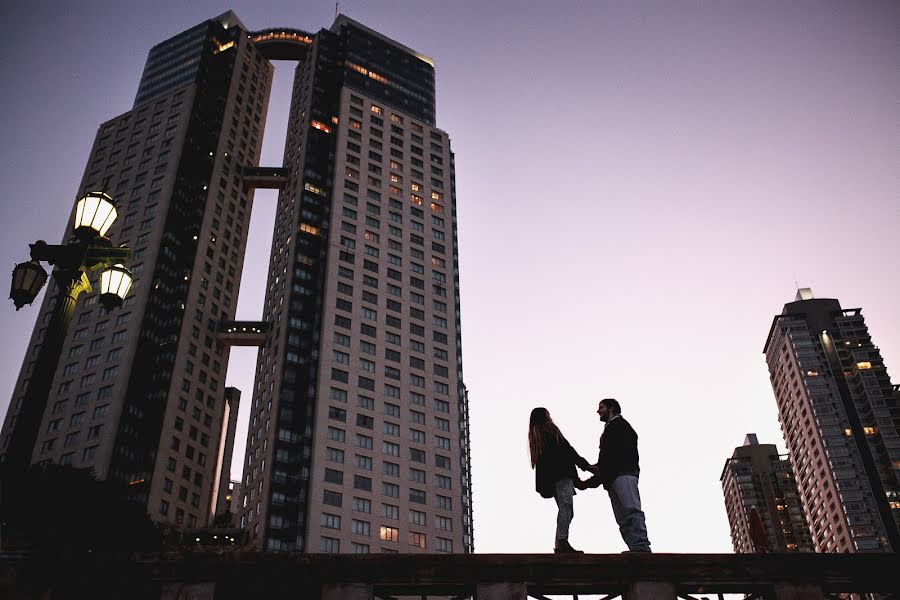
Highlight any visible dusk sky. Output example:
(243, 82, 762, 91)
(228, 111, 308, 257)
(1, 0, 898, 555)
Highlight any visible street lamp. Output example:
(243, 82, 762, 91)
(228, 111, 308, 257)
(3, 191, 132, 476)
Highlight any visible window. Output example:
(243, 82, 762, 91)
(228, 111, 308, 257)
(329, 406, 347, 422)
(382, 503, 399, 520)
(437, 516, 453, 531)
(382, 482, 400, 498)
(353, 497, 371, 513)
(324, 468, 344, 485)
(380, 526, 399, 542)
(436, 537, 453, 552)
(410, 467, 426, 483)
(383, 441, 400, 457)
(411, 448, 426, 464)
(437, 495, 452, 510)
(436, 475, 452, 489)
(322, 513, 342, 529)
(356, 434, 374, 450)
(410, 410, 425, 425)
(320, 537, 340, 553)
(410, 429, 426, 444)
(358, 395, 375, 410)
(384, 422, 400, 437)
(382, 461, 400, 477)
(352, 519, 371, 536)
(326, 447, 345, 464)
(323, 490, 343, 507)
(409, 532, 427, 548)
(356, 455, 373, 470)
(354, 475, 373, 491)
(410, 509, 427, 526)
(327, 427, 346, 442)
(356, 414, 374, 429)
(409, 488, 427, 504)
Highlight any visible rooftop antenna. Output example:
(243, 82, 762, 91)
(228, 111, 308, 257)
(335, 2, 339, 17)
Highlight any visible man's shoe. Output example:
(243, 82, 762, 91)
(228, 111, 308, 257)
(554, 539, 584, 554)
(622, 547, 652, 553)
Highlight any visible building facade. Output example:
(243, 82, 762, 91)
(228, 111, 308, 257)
(2, 12, 473, 555)
(236, 16, 474, 555)
(721, 434, 813, 553)
(1, 12, 272, 529)
(763, 289, 900, 552)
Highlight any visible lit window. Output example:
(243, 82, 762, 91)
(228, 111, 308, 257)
(863, 426, 877, 435)
(311, 120, 332, 133)
(380, 526, 399, 542)
(856, 361, 872, 370)
(371, 105, 382, 115)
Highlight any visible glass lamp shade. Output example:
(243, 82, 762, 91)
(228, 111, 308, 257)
(10, 260, 48, 310)
(98, 264, 133, 311)
(74, 192, 117, 238)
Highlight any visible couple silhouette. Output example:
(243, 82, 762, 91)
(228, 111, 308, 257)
(528, 399, 651, 553)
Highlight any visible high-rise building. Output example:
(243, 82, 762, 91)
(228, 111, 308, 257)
(0, 11, 273, 529)
(720, 433, 813, 553)
(235, 15, 473, 555)
(1, 12, 473, 554)
(763, 288, 900, 552)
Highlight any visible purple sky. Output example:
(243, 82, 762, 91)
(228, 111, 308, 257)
(1, 1, 898, 555)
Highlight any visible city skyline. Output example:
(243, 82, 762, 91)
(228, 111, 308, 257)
(1, 0, 898, 555)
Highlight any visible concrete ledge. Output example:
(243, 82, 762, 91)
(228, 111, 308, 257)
(1, 552, 895, 598)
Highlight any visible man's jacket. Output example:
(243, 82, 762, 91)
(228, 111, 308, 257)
(583, 416, 640, 488)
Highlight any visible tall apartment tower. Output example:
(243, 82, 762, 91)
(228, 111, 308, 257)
(0, 12, 272, 528)
(763, 288, 900, 552)
(236, 16, 473, 555)
(720, 434, 814, 553)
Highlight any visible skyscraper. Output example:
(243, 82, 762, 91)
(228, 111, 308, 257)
(763, 288, 900, 552)
(1, 11, 273, 528)
(235, 15, 473, 555)
(720, 433, 813, 553)
(1, 12, 473, 554)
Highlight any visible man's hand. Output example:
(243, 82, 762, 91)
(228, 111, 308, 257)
(587, 463, 600, 475)
(578, 475, 602, 489)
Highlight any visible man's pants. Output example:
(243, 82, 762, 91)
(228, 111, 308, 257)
(607, 475, 650, 551)
(554, 478, 575, 542)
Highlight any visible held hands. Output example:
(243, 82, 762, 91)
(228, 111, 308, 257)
(575, 475, 602, 490)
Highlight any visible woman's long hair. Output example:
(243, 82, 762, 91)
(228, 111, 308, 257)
(528, 407, 562, 468)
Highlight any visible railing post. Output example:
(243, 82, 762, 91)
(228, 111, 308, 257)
(771, 583, 825, 600)
(624, 582, 676, 600)
(475, 582, 528, 600)
(321, 583, 373, 600)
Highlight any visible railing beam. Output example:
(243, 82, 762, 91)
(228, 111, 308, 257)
(476, 582, 528, 600)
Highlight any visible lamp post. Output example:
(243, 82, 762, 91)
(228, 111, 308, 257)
(3, 191, 133, 477)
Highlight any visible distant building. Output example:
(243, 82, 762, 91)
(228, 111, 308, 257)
(763, 288, 900, 552)
(721, 434, 813, 552)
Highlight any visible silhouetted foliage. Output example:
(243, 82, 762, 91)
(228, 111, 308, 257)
(0, 463, 161, 554)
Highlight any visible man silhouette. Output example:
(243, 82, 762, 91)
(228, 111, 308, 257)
(578, 398, 651, 552)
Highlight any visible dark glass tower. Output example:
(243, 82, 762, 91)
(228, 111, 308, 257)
(0, 11, 272, 528)
(236, 16, 473, 554)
